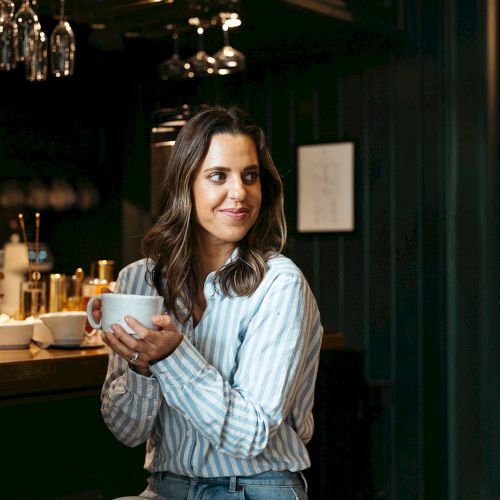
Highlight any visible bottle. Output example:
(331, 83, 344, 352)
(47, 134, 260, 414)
(82, 260, 114, 298)
(95, 259, 115, 293)
(64, 267, 84, 311)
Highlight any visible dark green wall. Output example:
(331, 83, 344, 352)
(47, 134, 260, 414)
(441, 1, 499, 499)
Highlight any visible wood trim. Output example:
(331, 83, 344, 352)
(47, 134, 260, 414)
(281, 0, 354, 21)
(322, 330, 344, 350)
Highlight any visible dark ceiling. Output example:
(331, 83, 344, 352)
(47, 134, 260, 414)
(41, 0, 243, 37)
(36, 0, 351, 39)
(33, 1, 399, 64)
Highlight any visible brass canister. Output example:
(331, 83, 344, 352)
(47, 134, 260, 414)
(49, 273, 67, 312)
(96, 260, 114, 283)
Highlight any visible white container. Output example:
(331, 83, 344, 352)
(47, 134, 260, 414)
(0, 320, 34, 349)
(0, 234, 29, 317)
(39, 311, 87, 347)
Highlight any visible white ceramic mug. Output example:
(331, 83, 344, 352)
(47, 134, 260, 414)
(86, 293, 164, 335)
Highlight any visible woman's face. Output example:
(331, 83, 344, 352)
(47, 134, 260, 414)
(191, 133, 262, 252)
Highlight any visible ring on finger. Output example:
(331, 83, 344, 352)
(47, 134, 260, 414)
(129, 351, 139, 364)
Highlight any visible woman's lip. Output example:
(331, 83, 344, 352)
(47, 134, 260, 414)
(220, 208, 250, 218)
(221, 208, 249, 214)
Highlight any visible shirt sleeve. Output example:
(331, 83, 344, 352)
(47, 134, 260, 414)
(150, 269, 322, 459)
(100, 266, 162, 447)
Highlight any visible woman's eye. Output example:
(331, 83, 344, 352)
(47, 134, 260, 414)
(243, 171, 259, 184)
(209, 172, 226, 183)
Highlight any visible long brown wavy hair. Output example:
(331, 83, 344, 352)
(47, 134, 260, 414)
(141, 106, 287, 323)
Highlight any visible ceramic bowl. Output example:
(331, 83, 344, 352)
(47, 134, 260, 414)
(39, 311, 87, 347)
(0, 320, 34, 349)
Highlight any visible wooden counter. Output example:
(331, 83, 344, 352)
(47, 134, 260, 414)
(0, 342, 108, 400)
(0, 331, 343, 401)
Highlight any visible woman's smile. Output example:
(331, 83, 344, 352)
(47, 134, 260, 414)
(219, 207, 250, 219)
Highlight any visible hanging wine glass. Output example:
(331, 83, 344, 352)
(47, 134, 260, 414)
(184, 26, 215, 79)
(23, 0, 47, 81)
(158, 31, 185, 81)
(14, 0, 38, 63)
(0, 0, 17, 71)
(26, 22, 47, 81)
(213, 20, 245, 75)
(50, 0, 75, 77)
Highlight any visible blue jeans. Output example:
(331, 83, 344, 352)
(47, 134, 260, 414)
(145, 470, 308, 500)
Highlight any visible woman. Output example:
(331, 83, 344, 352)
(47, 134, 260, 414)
(98, 106, 323, 499)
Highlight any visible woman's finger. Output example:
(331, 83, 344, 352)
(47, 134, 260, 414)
(106, 324, 150, 369)
(92, 287, 112, 314)
(93, 309, 102, 323)
(152, 314, 177, 332)
(109, 321, 143, 348)
(123, 315, 157, 341)
(102, 328, 136, 360)
(91, 297, 102, 322)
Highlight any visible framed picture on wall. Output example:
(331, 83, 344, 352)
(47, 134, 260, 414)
(297, 141, 355, 232)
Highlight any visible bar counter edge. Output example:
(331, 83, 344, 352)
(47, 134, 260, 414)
(0, 331, 343, 402)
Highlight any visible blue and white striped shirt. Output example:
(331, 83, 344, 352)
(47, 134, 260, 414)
(101, 253, 323, 477)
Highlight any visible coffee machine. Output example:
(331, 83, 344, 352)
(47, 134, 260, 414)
(0, 234, 53, 317)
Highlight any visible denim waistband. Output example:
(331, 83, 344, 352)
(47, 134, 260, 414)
(157, 469, 306, 488)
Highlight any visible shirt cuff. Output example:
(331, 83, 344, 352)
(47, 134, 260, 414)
(150, 336, 208, 387)
(125, 363, 159, 398)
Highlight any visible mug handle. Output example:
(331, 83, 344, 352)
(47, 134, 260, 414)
(86, 295, 102, 330)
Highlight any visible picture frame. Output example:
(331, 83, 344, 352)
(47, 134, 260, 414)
(297, 141, 355, 232)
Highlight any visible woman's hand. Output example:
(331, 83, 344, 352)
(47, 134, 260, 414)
(91, 287, 112, 324)
(101, 314, 183, 377)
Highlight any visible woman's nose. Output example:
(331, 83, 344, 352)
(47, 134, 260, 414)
(228, 179, 246, 201)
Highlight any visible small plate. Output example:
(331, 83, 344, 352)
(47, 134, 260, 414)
(0, 343, 31, 350)
(33, 330, 105, 350)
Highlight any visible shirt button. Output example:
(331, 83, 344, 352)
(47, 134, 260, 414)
(186, 430, 191, 437)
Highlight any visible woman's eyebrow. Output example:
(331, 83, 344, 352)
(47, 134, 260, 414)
(203, 165, 259, 171)
(203, 166, 231, 171)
